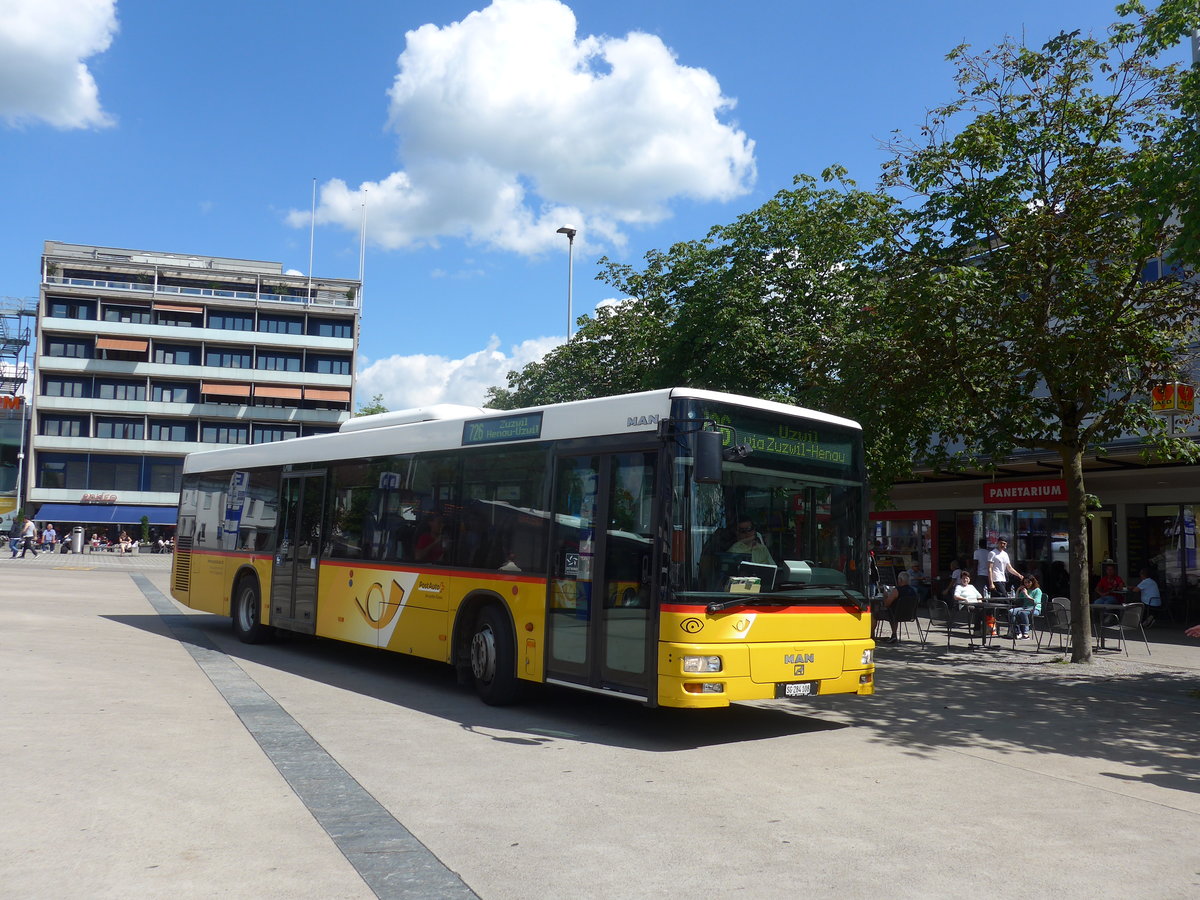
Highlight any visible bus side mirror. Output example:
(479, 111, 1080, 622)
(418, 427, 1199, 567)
(693, 430, 723, 484)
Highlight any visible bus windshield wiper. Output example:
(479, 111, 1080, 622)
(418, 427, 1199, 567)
(704, 585, 867, 613)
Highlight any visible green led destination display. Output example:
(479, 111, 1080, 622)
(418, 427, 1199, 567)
(462, 412, 544, 446)
(717, 423, 853, 466)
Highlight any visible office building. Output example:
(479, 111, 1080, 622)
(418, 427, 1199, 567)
(30, 241, 360, 535)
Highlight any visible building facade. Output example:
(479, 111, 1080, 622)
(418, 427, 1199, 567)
(872, 435, 1200, 623)
(30, 241, 360, 536)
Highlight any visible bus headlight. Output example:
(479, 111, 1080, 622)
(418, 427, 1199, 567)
(861, 649, 874, 665)
(682, 655, 722, 673)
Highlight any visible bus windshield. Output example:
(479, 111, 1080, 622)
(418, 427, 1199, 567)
(671, 400, 866, 596)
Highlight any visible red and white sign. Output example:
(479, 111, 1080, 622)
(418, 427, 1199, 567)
(983, 479, 1066, 505)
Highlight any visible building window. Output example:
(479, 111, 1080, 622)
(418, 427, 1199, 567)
(38, 452, 87, 490)
(258, 314, 303, 335)
(46, 337, 91, 358)
(95, 380, 147, 401)
(306, 353, 351, 375)
(43, 376, 89, 398)
(95, 417, 145, 440)
(155, 311, 201, 327)
(205, 347, 252, 368)
(147, 457, 184, 492)
(256, 350, 302, 371)
(151, 382, 197, 403)
(308, 317, 352, 338)
(90, 454, 141, 491)
(154, 343, 199, 365)
(102, 304, 151, 324)
(150, 420, 196, 442)
(252, 424, 300, 444)
(41, 415, 88, 437)
(200, 422, 249, 444)
(208, 311, 254, 331)
(47, 298, 94, 319)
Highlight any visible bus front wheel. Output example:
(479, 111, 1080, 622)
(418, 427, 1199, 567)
(469, 605, 518, 705)
(232, 578, 271, 644)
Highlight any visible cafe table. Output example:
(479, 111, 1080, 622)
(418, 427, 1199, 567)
(963, 601, 1011, 650)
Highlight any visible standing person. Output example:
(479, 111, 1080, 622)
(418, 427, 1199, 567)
(19, 517, 38, 558)
(987, 537, 1022, 596)
(9, 519, 22, 558)
(1008, 575, 1042, 639)
(868, 541, 881, 599)
(1127, 567, 1162, 626)
(973, 539, 990, 585)
(42, 523, 57, 552)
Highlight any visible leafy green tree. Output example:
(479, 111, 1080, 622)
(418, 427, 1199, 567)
(355, 393, 389, 417)
(861, 12, 1200, 660)
(486, 171, 895, 412)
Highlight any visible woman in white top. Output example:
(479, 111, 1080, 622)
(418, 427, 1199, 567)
(953, 571, 982, 606)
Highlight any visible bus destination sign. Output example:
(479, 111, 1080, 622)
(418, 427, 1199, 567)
(462, 412, 544, 446)
(717, 423, 852, 468)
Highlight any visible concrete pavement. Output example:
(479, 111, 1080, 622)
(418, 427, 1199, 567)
(2, 563, 1198, 898)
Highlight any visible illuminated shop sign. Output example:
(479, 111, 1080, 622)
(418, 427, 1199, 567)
(983, 479, 1066, 505)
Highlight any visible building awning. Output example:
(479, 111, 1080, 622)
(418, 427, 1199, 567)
(201, 382, 252, 397)
(95, 337, 149, 352)
(33, 503, 179, 526)
(155, 303, 204, 314)
(255, 385, 303, 399)
(305, 388, 351, 401)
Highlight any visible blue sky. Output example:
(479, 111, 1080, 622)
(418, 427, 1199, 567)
(1, 0, 1185, 409)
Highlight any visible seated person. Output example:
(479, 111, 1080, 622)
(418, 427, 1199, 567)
(879, 571, 918, 643)
(1093, 563, 1125, 604)
(1128, 568, 1161, 626)
(953, 571, 982, 606)
(727, 519, 774, 566)
(1007, 575, 1042, 640)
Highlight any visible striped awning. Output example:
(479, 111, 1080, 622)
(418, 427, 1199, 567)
(201, 382, 252, 397)
(305, 388, 351, 401)
(95, 337, 149, 352)
(255, 385, 303, 399)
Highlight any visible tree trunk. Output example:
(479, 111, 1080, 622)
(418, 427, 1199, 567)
(1063, 447, 1093, 662)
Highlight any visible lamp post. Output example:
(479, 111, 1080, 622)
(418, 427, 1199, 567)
(555, 225, 577, 337)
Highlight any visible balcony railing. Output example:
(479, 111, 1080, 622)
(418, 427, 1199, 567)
(43, 275, 358, 309)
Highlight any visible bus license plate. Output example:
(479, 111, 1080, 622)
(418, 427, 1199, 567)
(777, 681, 819, 699)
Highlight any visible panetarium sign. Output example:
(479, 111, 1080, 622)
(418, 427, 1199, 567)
(983, 479, 1066, 505)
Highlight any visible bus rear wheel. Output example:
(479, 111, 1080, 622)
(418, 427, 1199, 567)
(231, 578, 271, 644)
(469, 605, 518, 705)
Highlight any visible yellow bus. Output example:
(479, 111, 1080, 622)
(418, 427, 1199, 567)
(170, 388, 875, 707)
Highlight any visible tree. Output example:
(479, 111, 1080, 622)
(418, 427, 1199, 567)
(862, 13, 1200, 661)
(486, 171, 896, 412)
(355, 393, 388, 417)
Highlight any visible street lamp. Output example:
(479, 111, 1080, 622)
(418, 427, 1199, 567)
(556, 225, 577, 337)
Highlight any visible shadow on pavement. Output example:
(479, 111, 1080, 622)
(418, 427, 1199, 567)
(103, 611, 846, 753)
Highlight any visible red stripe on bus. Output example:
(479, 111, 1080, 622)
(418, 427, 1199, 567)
(660, 603, 860, 614)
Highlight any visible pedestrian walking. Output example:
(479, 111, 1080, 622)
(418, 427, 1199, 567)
(8, 520, 21, 558)
(20, 517, 39, 558)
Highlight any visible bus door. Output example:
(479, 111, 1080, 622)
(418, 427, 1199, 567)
(547, 451, 658, 698)
(270, 470, 326, 634)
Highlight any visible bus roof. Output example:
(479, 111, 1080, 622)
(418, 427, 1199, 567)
(180, 387, 861, 474)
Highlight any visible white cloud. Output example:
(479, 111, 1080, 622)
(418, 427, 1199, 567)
(356, 333, 562, 409)
(0, 0, 117, 129)
(290, 0, 754, 254)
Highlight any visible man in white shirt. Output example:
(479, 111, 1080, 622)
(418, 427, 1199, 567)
(987, 538, 1022, 596)
(1129, 567, 1162, 626)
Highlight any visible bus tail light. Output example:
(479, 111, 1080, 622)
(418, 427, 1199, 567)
(682, 655, 722, 673)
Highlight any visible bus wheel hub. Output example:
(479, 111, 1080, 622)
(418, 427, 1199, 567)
(471, 626, 496, 682)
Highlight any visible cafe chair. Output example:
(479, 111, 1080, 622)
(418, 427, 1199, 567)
(1035, 597, 1072, 652)
(925, 599, 958, 647)
(1108, 601, 1151, 656)
(891, 591, 925, 644)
